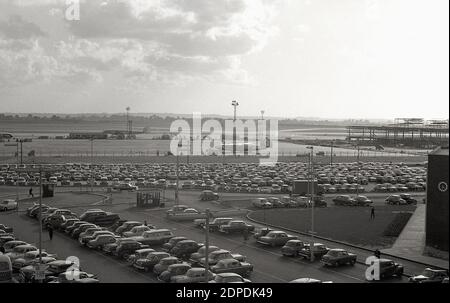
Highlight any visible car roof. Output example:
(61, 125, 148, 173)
(217, 272, 242, 277)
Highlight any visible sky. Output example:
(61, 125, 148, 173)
(0, 0, 448, 119)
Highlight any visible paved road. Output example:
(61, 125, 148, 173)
(1, 189, 428, 283)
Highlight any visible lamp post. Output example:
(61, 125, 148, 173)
(330, 140, 334, 168)
(306, 146, 315, 262)
(231, 101, 239, 156)
(356, 144, 360, 197)
(175, 140, 182, 206)
(90, 137, 94, 192)
(204, 208, 211, 283)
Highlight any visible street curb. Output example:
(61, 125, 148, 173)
(246, 212, 448, 272)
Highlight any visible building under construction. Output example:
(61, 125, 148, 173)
(347, 118, 449, 148)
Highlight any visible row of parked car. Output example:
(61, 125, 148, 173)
(23, 204, 256, 283)
(1, 162, 426, 195)
(0, 223, 98, 283)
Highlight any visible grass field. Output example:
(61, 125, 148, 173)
(248, 206, 416, 249)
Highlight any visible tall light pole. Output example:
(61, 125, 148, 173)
(204, 208, 210, 283)
(231, 101, 239, 156)
(90, 137, 94, 192)
(175, 139, 182, 206)
(126, 107, 131, 139)
(330, 140, 334, 168)
(356, 144, 361, 197)
(306, 146, 315, 262)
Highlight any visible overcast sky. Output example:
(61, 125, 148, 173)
(0, 0, 448, 119)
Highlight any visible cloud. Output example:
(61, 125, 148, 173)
(0, 15, 46, 39)
(0, 0, 281, 88)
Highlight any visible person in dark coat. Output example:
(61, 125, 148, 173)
(29, 187, 34, 198)
(48, 225, 54, 240)
(374, 249, 381, 259)
(370, 207, 375, 220)
(243, 229, 249, 242)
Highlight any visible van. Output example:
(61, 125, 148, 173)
(0, 255, 13, 283)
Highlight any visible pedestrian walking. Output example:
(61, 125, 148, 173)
(144, 220, 148, 226)
(29, 187, 34, 198)
(370, 207, 375, 220)
(48, 225, 54, 240)
(374, 249, 381, 259)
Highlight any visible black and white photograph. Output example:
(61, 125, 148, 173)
(0, 0, 448, 295)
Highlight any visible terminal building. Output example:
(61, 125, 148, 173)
(425, 146, 449, 253)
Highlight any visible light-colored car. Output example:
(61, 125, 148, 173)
(123, 225, 154, 238)
(257, 231, 297, 247)
(153, 256, 181, 275)
(1, 199, 17, 212)
(158, 263, 192, 283)
(209, 273, 251, 283)
(171, 268, 216, 283)
(130, 229, 174, 246)
(5, 245, 37, 261)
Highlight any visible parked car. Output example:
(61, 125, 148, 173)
(166, 205, 190, 215)
(385, 195, 407, 205)
(210, 273, 251, 283)
(19, 260, 75, 283)
(194, 217, 233, 232)
(253, 228, 274, 240)
(333, 195, 356, 206)
(399, 194, 418, 205)
(171, 268, 215, 283)
(298, 243, 330, 261)
(80, 230, 114, 246)
(354, 196, 373, 206)
(5, 244, 37, 261)
(189, 246, 220, 265)
(257, 231, 297, 247)
(50, 272, 98, 283)
(0, 255, 12, 283)
(198, 249, 246, 267)
(289, 278, 333, 283)
(3, 241, 28, 253)
(252, 198, 272, 209)
(210, 258, 253, 277)
(321, 249, 357, 267)
(0, 224, 13, 233)
(113, 183, 138, 191)
(12, 251, 56, 272)
(130, 229, 174, 247)
(153, 257, 181, 275)
(409, 268, 449, 283)
(170, 240, 203, 258)
(86, 234, 117, 250)
(161, 236, 188, 252)
(1, 199, 17, 211)
(200, 190, 219, 201)
(368, 258, 404, 280)
(122, 225, 154, 238)
(158, 263, 192, 283)
(79, 210, 120, 227)
(219, 220, 255, 234)
(115, 239, 149, 259)
(281, 240, 307, 257)
(134, 251, 171, 272)
(116, 221, 143, 236)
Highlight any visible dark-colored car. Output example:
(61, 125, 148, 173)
(133, 252, 171, 272)
(79, 210, 120, 227)
(158, 263, 191, 283)
(0, 224, 13, 233)
(257, 231, 297, 247)
(298, 243, 330, 261)
(170, 240, 203, 258)
(219, 221, 255, 234)
(321, 249, 357, 267)
(372, 259, 404, 280)
(332, 195, 356, 206)
(281, 240, 306, 257)
(400, 194, 418, 205)
(114, 240, 149, 259)
(161, 236, 187, 252)
(200, 190, 219, 201)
